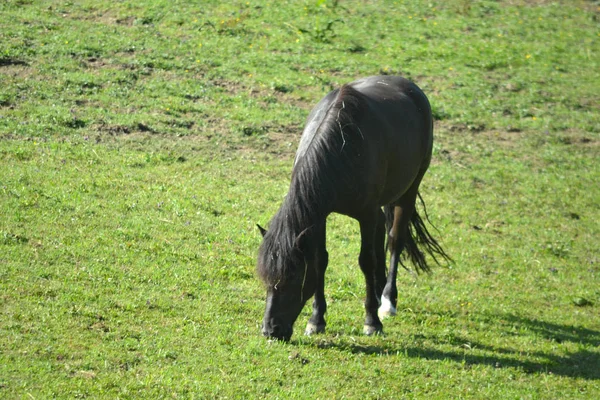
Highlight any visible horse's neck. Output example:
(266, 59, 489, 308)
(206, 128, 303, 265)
(279, 193, 327, 236)
(286, 170, 332, 228)
(270, 196, 322, 260)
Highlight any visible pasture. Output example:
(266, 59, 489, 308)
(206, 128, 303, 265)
(1, 0, 599, 398)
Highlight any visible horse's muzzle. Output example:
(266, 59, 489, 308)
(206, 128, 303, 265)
(262, 320, 293, 341)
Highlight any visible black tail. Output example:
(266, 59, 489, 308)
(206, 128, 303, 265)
(386, 192, 452, 274)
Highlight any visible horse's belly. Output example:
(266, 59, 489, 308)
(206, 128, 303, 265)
(378, 175, 418, 205)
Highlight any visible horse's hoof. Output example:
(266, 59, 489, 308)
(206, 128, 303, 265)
(305, 322, 326, 336)
(378, 296, 397, 319)
(363, 325, 383, 336)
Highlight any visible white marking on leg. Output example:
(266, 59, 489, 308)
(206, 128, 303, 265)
(378, 296, 397, 319)
(305, 322, 325, 336)
(363, 325, 383, 336)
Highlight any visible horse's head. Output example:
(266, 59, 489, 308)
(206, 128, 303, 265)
(257, 225, 316, 341)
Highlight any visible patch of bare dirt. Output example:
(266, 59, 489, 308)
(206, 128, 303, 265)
(114, 16, 136, 26)
(500, 0, 595, 8)
(436, 121, 526, 147)
(210, 78, 314, 110)
(474, 129, 527, 147)
(55, 7, 137, 26)
(93, 122, 132, 136)
(553, 129, 599, 148)
(0, 58, 34, 78)
(225, 122, 302, 161)
(81, 56, 109, 69)
(0, 58, 28, 67)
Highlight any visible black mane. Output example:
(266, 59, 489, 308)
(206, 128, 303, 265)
(257, 84, 367, 286)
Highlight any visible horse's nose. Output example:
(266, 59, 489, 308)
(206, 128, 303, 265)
(262, 320, 292, 341)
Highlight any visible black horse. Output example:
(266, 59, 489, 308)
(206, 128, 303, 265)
(257, 76, 450, 341)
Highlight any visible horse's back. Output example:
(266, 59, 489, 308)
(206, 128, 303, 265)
(295, 76, 433, 213)
(350, 76, 432, 159)
(349, 76, 433, 206)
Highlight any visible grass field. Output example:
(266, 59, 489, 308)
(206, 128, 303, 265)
(1, 0, 599, 398)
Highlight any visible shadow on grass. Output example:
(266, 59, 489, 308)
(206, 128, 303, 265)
(303, 314, 600, 380)
(0, 58, 29, 67)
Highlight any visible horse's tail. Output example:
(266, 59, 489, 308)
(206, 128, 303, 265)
(392, 192, 452, 273)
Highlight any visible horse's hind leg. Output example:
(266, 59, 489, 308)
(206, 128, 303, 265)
(305, 223, 329, 335)
(378, 187, 419, 319)
(358, 210, 384, 336)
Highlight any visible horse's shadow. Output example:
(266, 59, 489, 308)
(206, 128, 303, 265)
(302, 313, 600, 380)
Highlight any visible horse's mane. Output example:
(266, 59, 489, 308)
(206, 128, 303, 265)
(257, 84, 367, 286)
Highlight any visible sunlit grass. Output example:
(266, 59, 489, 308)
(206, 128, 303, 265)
(1, 0, 598, 398)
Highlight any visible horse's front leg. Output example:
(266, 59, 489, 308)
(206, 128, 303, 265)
(358, 213, 384, 336)
(305, 223, 329, 336)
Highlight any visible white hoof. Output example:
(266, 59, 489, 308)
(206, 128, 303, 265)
(305, 322, 325, 336)
(378, 296, 397, 319)
(363, 325, 383, 336)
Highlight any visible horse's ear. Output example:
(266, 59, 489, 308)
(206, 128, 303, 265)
(294, 227, 311, 251)
(257, 224, 267, 237)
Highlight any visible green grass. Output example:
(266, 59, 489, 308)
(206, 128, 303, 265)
(1, 0, 599, 398)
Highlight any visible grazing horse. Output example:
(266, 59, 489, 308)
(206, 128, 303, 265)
(257, 76, 450, 341)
